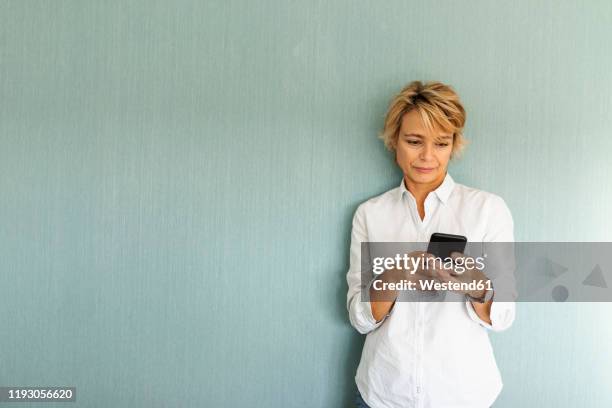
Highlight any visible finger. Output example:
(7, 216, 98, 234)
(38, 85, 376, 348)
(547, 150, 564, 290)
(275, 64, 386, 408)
(416, 256, 437, 277)
(414, 272, 439, 285)
(449, 251, 464, 261)
(434, 267, 452, 282)
(423, 252, 437, 264)
(449, 251, 473, 276)
(424, 253, 448, 274)
(431, 257, 454, 276)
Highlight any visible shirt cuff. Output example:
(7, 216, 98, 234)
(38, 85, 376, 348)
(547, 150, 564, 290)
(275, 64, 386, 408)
(465, 294, 515, 332)
(362, 275, 395, 330)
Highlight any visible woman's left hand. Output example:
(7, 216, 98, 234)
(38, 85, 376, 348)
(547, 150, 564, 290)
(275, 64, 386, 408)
(433, 251, 490, 299)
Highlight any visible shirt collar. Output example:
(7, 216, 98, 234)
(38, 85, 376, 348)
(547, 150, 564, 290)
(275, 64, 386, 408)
(397, 172, 456, 204)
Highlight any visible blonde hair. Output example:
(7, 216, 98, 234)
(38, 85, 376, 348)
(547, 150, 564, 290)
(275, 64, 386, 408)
(378, 81, 467, 158)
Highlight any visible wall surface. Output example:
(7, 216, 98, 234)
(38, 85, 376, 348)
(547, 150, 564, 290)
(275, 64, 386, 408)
(1, 1, 611, 407)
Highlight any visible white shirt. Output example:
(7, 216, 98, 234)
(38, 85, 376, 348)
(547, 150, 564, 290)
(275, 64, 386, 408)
(346, 173, 516, 408)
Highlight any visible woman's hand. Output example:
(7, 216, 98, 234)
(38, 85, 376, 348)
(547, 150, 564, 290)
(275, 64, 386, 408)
(402, 251, 446, 294)
(369, 250, 440, 321)
(432, 251, 490, 299)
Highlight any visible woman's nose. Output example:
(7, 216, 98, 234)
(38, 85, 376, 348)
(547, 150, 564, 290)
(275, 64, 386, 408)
(420, 144, 434, 160)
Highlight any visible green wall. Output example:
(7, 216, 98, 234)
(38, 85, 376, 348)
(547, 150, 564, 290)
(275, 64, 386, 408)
(1, 1, 611, 406)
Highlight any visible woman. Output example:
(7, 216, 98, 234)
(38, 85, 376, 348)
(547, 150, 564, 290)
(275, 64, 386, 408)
(346, 81, 516, 408)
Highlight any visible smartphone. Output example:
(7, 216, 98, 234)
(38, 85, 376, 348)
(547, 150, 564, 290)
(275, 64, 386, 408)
(427, 232, 467, 259)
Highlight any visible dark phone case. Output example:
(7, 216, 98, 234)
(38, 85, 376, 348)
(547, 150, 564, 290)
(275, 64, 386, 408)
(427, 233, 467, 259)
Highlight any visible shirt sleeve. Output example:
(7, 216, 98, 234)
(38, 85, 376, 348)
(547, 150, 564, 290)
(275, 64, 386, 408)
(346, 205, 389, 334)
(465, 291, 516, 332)
(465, 195, 517, 332)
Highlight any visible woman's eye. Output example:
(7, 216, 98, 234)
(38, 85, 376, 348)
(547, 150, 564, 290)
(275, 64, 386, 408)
(436, 143, 449, 147)
(407, 140, 421, 145)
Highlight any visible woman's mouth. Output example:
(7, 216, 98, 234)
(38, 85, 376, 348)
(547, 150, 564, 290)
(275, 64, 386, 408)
(413, 166, 436, 174)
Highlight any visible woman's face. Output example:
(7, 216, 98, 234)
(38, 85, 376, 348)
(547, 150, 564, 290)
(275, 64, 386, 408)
(395, 109, 453, 188)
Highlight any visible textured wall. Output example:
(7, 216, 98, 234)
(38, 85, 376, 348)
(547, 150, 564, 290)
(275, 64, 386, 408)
(1, 1, 611, 407)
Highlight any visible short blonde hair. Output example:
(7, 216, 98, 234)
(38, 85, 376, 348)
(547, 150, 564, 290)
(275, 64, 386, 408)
(378, 81, 467, 158)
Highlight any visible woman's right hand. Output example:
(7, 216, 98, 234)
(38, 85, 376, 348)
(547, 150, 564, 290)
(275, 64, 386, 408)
(371, 251, 441, 299)
(395, 250, 443, 291)
(369, 250, 442, 321)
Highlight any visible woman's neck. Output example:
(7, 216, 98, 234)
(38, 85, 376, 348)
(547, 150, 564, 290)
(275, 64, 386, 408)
(404, 173, 446, 220)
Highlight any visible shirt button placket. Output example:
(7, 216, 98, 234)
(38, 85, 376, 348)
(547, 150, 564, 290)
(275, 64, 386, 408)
(419, 311, 426, 407)
(415, 303, 424, 405)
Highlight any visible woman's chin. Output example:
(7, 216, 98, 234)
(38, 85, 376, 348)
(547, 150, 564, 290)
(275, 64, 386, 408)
(410, 172, 441, 183)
